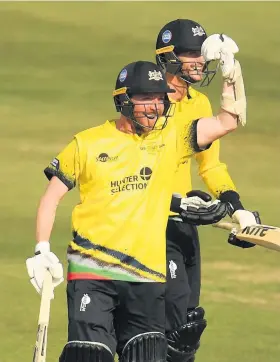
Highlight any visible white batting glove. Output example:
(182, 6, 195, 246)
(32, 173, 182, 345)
(26, 241, 64, 298)
(232, 210, 258, 229)
(201, 34, 239, 79)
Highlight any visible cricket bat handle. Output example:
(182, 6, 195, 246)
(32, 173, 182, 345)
(213, 221, 239, 231)
(38, 270, 53, 324)
(33, 270, 53, 362)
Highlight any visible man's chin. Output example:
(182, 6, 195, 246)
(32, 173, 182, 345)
(189, 74, 203, 82)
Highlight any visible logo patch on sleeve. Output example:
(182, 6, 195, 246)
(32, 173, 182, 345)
(51, 158, 60, 170)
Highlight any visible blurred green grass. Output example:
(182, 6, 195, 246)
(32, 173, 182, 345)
(1, 2, 280, 362)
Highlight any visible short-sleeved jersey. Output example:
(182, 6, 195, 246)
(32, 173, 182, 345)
(45, 118, 202, 283)
(171, 87, 236, 210)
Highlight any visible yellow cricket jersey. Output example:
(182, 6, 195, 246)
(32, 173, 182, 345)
(44, 118, 202, 283)
(171, 86, 237, 207)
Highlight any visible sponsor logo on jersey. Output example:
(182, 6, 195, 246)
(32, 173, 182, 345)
(110, 167, 152, 194)
(139, 143, 165, 152)
(96, 153, 118, 162)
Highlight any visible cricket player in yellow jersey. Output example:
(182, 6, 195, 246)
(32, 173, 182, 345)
(26, 46, 249, 362)
(156, 19, 261, 362)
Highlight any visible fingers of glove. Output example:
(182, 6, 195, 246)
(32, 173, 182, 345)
(196, 200, 225, 214)
(220, 49, 235, 78)
(232, 210, 258, 229)
(202, 34, 239, 79)
(220, 34, 239, 54)
(29, 276, 42, 294)
(181, 211, 200, 225)
(186, 190, 212, 202)
(48, 262, 64, 281)
(228, 232, 256, 249)
(26, 256, 45, 292)
(181, 199, 224, 215)
(26, 257, 35, 279)
(201, 34, 221, 60)
(53, 276, 64, 288)
(180, 202, 228, 225)
(181, 196, 213, 210)
(42, 252, 64, 280)
(206, 200, 222, 212)
(239, 239, 256, 248)
(211, 202, 229, 222)
(182, 213, 218, 226)
(201, 34, 238, 61)
(191, 202, 226, 217)
(44, 251, 60, 265)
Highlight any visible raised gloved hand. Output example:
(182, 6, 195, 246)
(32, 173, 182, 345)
(26, 241, 64, 298)
(202, 33, 246, 125)
(170, 190, 228, 226)
(201, 33, 239, 78)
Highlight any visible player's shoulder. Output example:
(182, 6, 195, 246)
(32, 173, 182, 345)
(75, 121, 110, 142)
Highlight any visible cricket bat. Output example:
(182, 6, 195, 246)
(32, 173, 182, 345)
(32, 270, 53, 362)
(213, 221, 280, 252)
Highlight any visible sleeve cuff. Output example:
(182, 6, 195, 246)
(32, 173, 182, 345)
(44, 167, 75, 190)
(190, 119, 212, 153)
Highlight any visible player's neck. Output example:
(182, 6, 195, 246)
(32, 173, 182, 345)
(115, 115, 145, 136)
(166, 72, 188, 102)
(115, 116, 134, 134)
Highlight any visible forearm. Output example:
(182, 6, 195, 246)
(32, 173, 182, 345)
(217, 80, 238, 131)
(197, 79, 240, 148)
(36, 194, 59, 243)
(35, 177, 68, 243)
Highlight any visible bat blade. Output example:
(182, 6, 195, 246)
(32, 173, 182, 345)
(236, 225, 280, 252)
(32, 271, 53, 362)
(213, 222, 280, 252)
